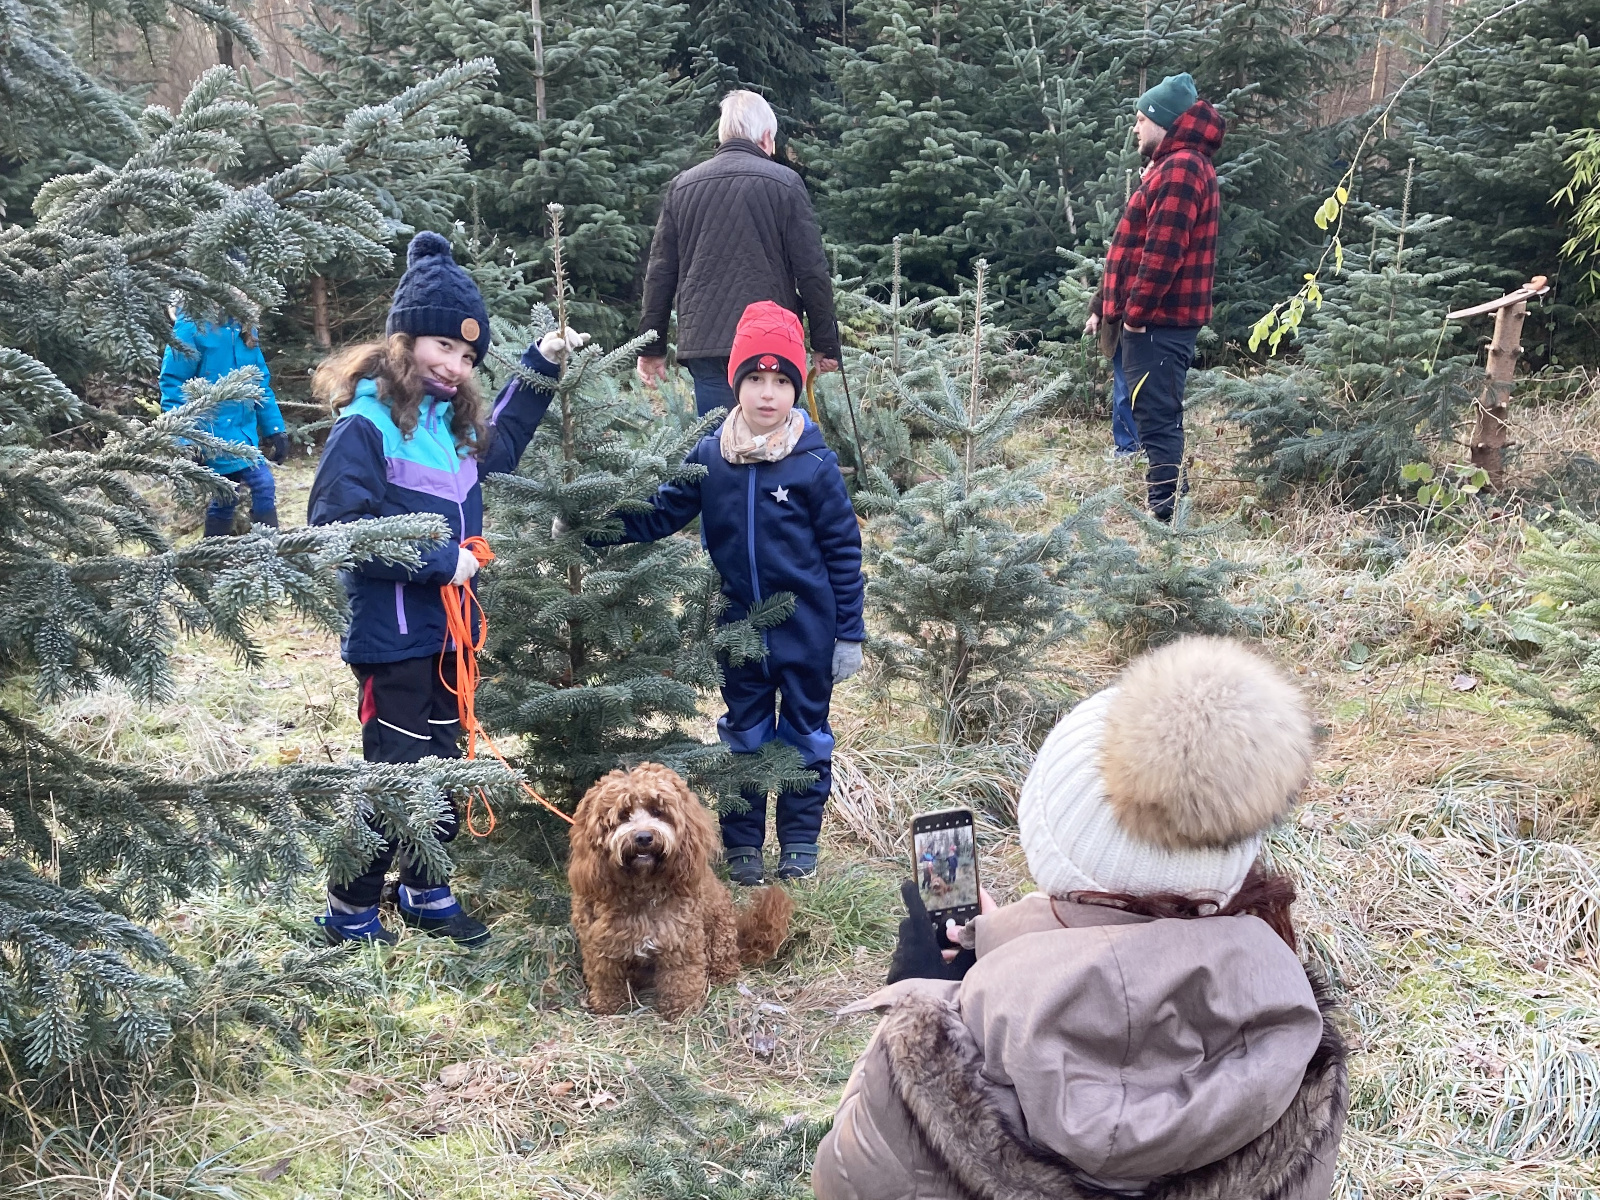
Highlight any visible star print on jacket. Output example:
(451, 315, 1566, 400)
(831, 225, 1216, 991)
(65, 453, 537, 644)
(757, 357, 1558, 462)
(771, 485, 789, 503)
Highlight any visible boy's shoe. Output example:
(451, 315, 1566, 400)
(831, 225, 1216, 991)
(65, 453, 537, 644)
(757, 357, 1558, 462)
(723, 846, 765, 886)
(316, 903, 398, 946)
(396, 885, 491, 948)
(777, 843, 820, 881)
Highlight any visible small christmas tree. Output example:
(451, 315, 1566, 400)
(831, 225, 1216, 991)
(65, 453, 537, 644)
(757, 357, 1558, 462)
(1060, 490, 1262, 656)
(856, 260, 1081, 742)
(476, 206, 809, 866)
(1478, 511, 1600, 748)
(1204, 186, 1485, 507)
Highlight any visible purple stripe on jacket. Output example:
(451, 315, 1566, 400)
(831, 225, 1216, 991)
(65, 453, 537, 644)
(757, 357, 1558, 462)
(385, 455, 480, 503)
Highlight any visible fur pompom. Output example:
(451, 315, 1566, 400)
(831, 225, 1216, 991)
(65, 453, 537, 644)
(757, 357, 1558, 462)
(1099, 637, 1313, 851)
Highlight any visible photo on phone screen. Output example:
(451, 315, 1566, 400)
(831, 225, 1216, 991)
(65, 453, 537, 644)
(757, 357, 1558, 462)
(911, 809, 979, 920)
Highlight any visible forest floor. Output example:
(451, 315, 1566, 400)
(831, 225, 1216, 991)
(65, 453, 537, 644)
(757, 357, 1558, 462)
(12, 385, 1600, 1199)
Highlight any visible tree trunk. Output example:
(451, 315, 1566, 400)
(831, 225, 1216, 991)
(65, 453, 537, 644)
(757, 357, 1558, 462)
(1470, 299, 1527, 489)
(310, 275, 332, 349)
(215, 26, 235, 68)
(531, 0, 547, 123)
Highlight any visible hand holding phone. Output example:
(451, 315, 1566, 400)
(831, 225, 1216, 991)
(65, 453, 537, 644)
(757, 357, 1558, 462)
(883, 808, 984, 986)
(910, 807, 982, 933)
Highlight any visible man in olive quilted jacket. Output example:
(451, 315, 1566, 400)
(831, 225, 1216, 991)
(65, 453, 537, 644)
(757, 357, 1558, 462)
(637, 91, 840, 416)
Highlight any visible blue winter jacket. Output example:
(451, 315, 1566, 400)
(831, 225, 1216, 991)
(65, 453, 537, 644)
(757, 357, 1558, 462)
(306, 346, 559, 664)
(614, 417, 865, 667)
(158, 315, 286, 475)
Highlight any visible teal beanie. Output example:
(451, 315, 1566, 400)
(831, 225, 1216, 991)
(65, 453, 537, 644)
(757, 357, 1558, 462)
(1137, 73, 1199, 130)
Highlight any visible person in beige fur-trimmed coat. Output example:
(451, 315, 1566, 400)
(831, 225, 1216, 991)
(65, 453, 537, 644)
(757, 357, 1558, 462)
(813, 637, 1347, 1200)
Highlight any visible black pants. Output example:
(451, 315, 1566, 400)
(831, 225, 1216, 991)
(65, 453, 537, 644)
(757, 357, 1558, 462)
(329, 653, 461, 907)
(1121, 326, 1200, 520)
(685, 356, 736, 417)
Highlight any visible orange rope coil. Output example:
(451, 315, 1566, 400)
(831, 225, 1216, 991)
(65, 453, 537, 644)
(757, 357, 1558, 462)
(440, 536, 574, 831)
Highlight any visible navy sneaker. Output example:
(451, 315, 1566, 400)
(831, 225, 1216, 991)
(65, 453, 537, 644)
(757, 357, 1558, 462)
(777, 843, 819, 880)
(397, 885, 491, 948)
(723, 846, 765, 886)
(316, 903, 397, 946)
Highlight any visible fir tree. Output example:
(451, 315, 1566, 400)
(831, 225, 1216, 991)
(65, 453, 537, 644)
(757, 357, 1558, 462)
(690, 0, 826, 122)
(1202, 196, 1484, 507)
(290, 0, 717, 344)
(1061, 490, 1262, 654)
(476, 206, 809, 864)
(856, 261, 1082, 741)
(1557, 115, 1600, 309)
(1478, 511, 1600, 749)
(0, 60, 523, 1071)
(0, 0, 258, 220)
(1399, 0, 1600, 361)
(806, 0, 1366, 341)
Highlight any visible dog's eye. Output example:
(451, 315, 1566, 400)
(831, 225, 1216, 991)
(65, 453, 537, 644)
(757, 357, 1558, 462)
(647, 806, 663, 819)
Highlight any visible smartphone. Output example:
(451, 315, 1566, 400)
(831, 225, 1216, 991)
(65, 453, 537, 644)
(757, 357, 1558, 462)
(910, 807, 981, 934)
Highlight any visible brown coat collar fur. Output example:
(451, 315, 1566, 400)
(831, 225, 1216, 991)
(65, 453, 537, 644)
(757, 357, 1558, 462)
(877, 969, 1347, 1200)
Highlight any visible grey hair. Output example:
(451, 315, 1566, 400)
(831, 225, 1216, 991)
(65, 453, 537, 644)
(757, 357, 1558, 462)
(718, 90, 778, 145)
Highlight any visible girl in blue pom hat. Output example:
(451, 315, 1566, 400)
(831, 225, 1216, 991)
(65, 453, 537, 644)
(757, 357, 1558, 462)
(307, 230, 588, 948)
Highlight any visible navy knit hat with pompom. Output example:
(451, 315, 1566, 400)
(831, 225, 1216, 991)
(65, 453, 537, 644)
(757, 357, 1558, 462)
(386, 231, 491, 364)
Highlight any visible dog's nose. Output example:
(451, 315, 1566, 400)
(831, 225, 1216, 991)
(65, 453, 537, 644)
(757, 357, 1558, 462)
(633, 830, 657, 848)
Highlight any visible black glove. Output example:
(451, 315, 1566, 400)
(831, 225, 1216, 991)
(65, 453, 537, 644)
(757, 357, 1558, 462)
(886, 880, 976, 984)
(263, 432, 290, 463)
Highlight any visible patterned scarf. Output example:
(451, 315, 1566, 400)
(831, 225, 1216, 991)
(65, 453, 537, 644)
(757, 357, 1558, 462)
(719, 407, 805, 464)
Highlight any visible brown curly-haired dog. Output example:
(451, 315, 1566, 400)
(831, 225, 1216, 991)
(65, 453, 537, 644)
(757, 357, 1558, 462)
(568, 763, 793, 1019)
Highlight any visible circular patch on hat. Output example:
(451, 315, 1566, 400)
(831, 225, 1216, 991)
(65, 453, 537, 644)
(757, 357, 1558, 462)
(460, 317, 481, 342)
(758, 355, 780, 371)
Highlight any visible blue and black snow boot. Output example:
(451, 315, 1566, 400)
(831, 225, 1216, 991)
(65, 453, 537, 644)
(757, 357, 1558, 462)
(723, 846, 765, 886)
(316, 902, 397, 946)
(777, 843, 820, 881)
(397, 885, 491, 948)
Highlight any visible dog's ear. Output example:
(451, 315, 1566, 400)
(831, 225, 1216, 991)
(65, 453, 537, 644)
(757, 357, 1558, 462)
(567, 771, 622, 897)
(658, 767, 716, 885)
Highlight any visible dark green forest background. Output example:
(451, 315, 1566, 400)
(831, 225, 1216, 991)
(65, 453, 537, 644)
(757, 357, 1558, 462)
(9, 0, 1599, 397)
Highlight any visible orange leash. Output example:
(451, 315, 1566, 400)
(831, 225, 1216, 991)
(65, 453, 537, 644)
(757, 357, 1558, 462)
(440, 536, 575, 831)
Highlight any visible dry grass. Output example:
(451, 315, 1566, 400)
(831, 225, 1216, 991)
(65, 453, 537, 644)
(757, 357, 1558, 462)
(10, 397, 1600, 1198)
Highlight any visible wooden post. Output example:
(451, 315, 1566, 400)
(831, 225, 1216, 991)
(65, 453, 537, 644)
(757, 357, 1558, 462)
(309, 275, 332, 349)
(531, 0, 547, 123)
(1469, 300, 1526, 487)
(1450, 275, 1548, 491)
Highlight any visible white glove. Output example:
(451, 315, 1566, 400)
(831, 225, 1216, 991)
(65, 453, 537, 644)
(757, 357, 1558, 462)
(537, 328, 591, 361)
(451, 546, 481, 586)
(551, 514, 570, 539)
(832, 640, 864, 684)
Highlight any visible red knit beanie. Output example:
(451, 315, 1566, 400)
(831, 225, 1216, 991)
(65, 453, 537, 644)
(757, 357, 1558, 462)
(728, 301, 807, 395)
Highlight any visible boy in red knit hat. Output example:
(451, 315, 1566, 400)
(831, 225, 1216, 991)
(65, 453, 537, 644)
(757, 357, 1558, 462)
(604, 301, 865, 882)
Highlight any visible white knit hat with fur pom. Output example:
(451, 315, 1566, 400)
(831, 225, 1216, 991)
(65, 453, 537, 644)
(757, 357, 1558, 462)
(1019, 637, 1314, 903)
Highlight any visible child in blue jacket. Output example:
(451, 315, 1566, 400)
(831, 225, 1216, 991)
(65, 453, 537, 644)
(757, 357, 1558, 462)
(159, 313, 289, 535)
(607, 301, 865, 883)
(307, 231, 586, 946)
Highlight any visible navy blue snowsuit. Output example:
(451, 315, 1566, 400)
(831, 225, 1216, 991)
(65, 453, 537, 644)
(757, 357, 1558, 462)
(615, 417, 865, 849)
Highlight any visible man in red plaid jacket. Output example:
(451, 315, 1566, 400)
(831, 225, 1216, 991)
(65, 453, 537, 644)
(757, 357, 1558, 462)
(1090, 73, 1225, 521)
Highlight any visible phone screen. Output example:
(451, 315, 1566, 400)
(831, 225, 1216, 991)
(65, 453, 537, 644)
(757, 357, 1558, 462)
(911, 808, 980, 927)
